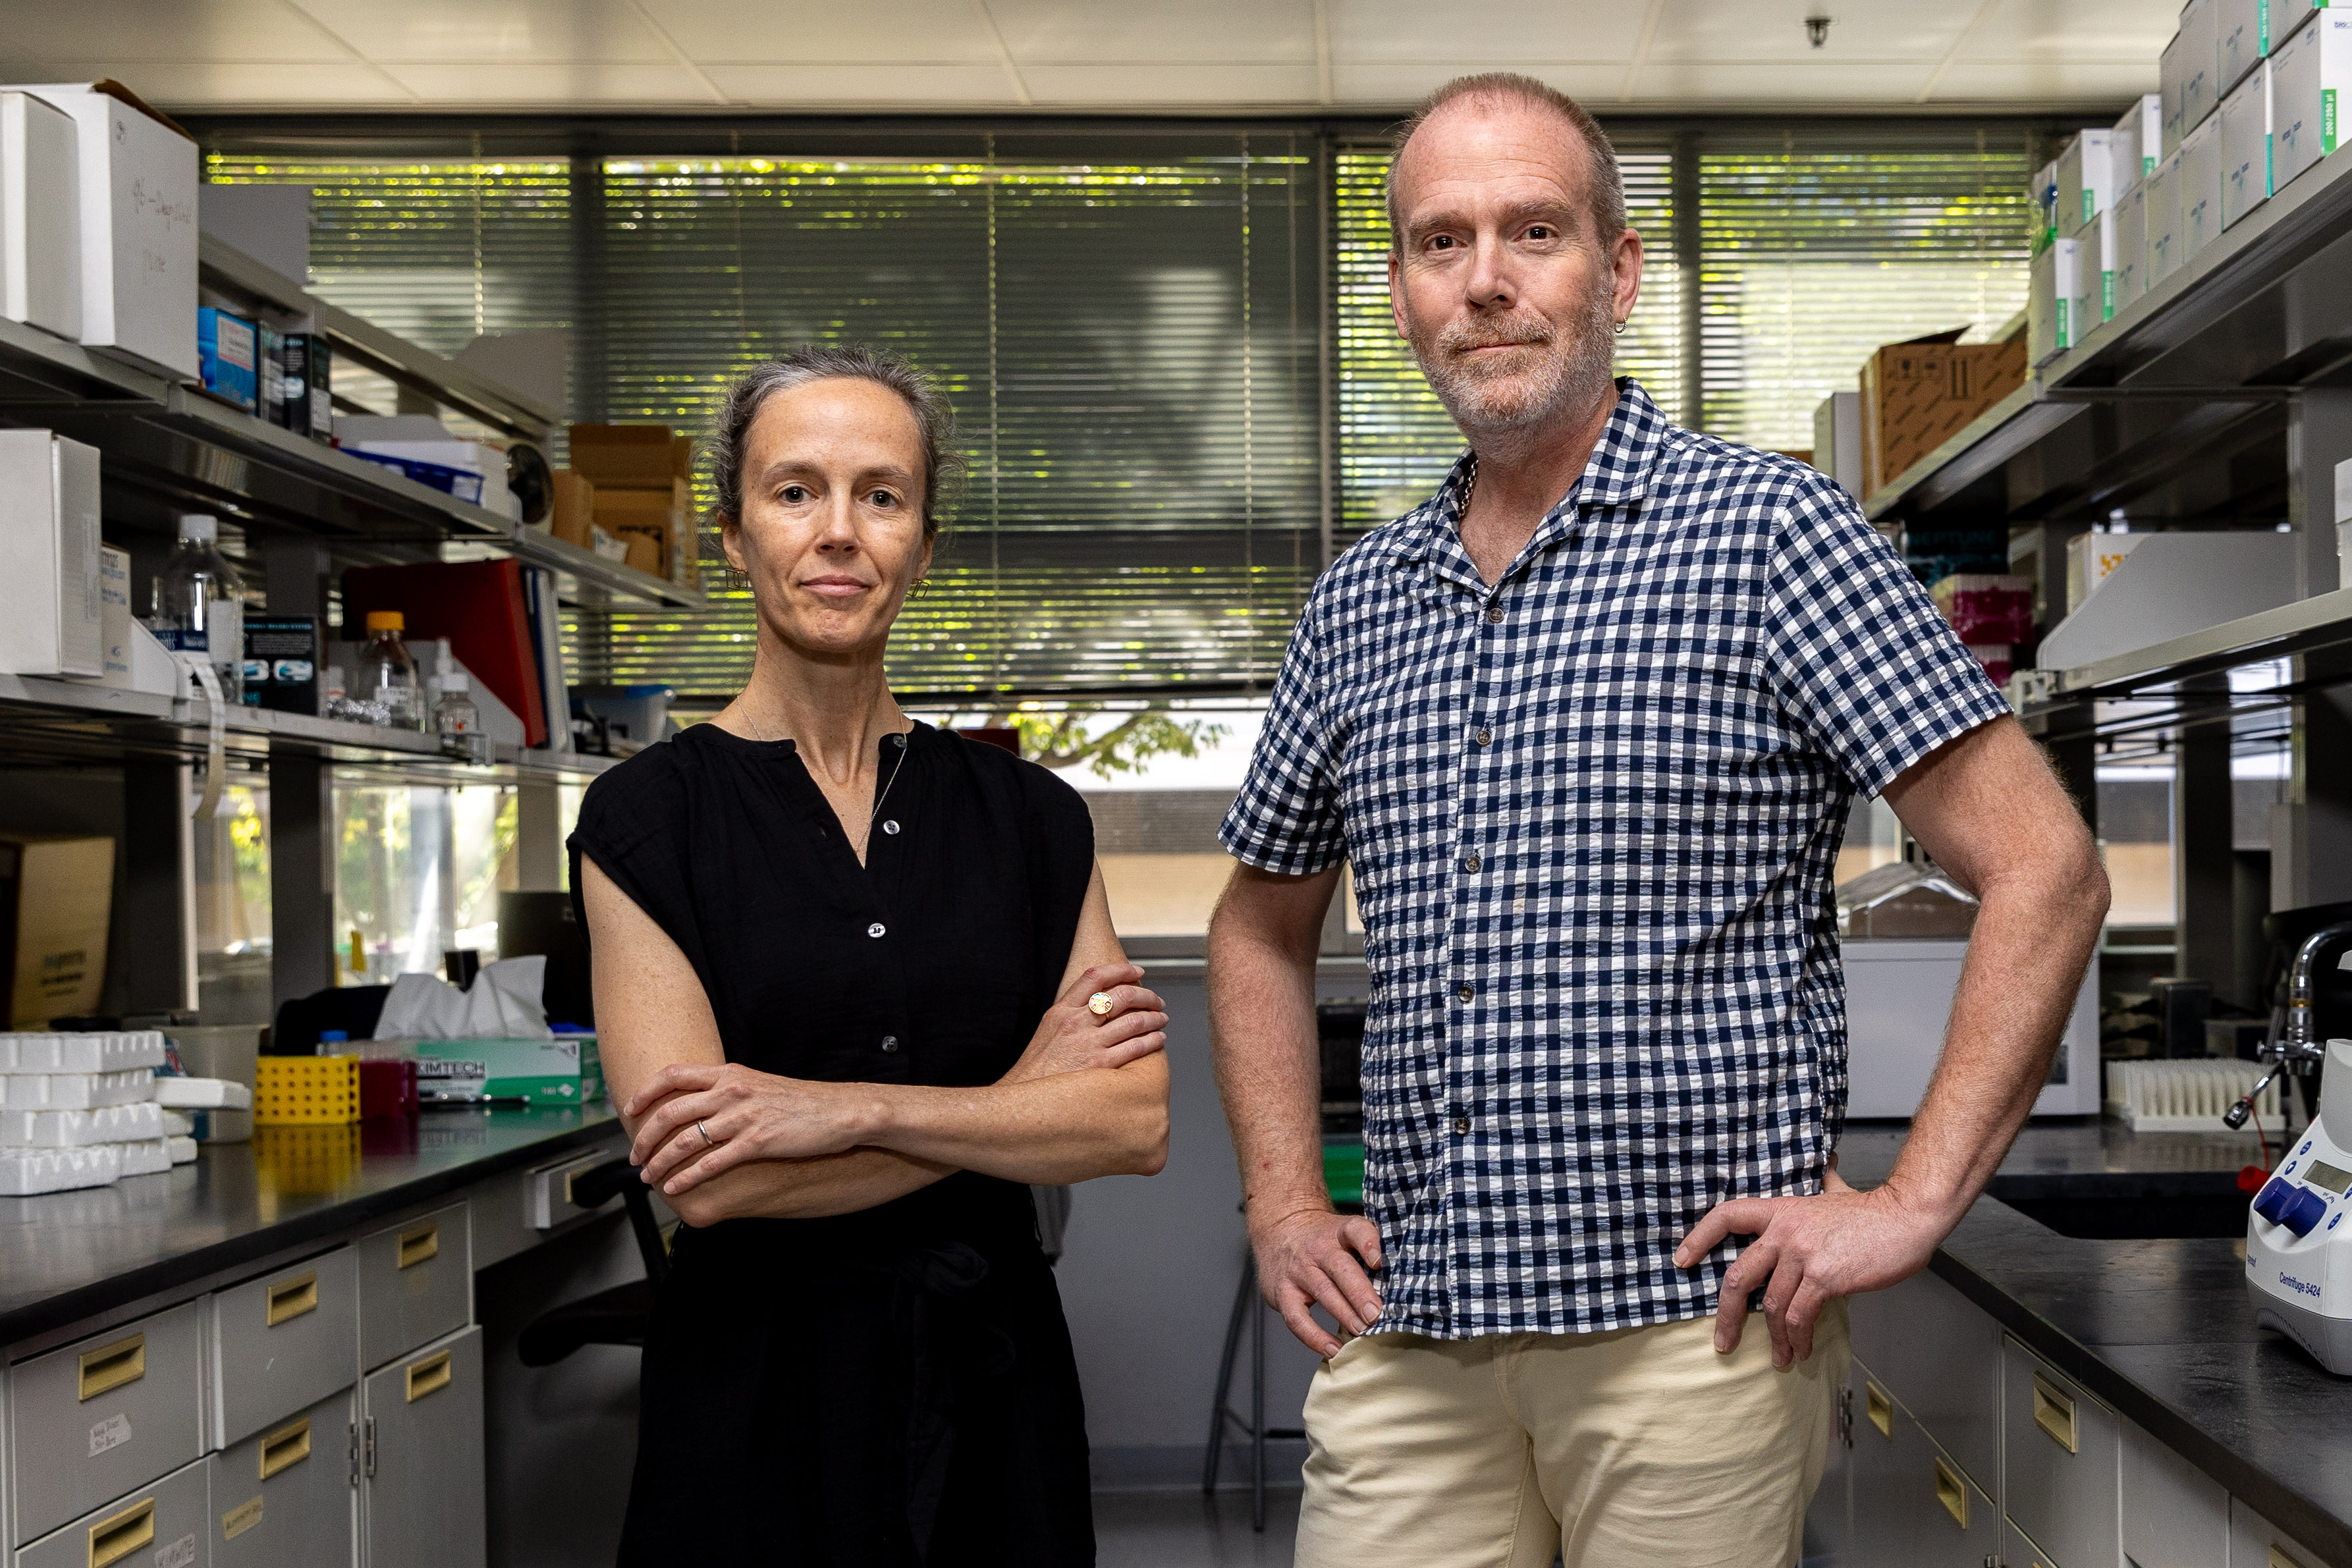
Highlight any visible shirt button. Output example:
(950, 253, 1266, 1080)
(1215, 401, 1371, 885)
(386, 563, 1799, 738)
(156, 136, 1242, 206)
(1485, 607, 1504, 624)
(1452, 1116, 1471, 1135)
(1461, 853, 1481, 873)
(1456, 983, 1474, 1002)
(881, 1035, 900, 1052)
(867, 922, 887, 938)
(1473, 726, 1492, 746)
(882, 820, 900, 835)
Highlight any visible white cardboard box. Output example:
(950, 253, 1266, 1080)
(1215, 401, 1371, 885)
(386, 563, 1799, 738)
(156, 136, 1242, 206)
(2222, 0, 2320, 90)
(2121, 92, 2165, 179)
(2270, 9, 2352, 192)
(2112, 178, 2147, 311)
(2059, 129, 2123, 235)
(2166, 0, 2221, 155)
(2031, 236, 2083, 365)
(92, 543, 129, 688)
(18, 82, 197, 379)
(2073, 205, 2118, 338)
(0, 430, 101, 678)
(2147, 149, 2184, 288)
(0, 92, 78, 341)
(2222, 59, 2275, 227)
(2181, 111, 2226, 260)
(1812, 391, 1863, 498)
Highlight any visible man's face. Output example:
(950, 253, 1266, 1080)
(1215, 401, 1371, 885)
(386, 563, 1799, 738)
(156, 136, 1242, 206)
(1387, 98, 1644, 441)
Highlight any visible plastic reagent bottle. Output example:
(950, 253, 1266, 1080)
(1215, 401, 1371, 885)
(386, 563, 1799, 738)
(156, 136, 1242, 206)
(360, 610, 425, 730)
(434, 670, 481, 751)
(152, 515, 245, 703)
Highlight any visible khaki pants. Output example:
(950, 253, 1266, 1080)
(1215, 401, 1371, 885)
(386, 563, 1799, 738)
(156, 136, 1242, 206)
(1296, 1300, 1849, 1568)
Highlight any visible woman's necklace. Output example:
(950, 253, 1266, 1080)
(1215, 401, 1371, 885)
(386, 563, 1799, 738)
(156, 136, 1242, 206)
(740, 699, 910, 842)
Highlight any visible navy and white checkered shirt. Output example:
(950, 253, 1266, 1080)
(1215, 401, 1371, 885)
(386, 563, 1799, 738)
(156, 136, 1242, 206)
(1220, 379, 2010, 1339)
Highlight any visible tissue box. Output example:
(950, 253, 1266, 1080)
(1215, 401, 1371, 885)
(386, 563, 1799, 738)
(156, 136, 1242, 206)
(412, 1036, 601, 1106)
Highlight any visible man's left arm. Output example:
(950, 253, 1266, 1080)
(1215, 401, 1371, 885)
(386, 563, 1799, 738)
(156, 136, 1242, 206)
(1673, 715, 2110, 1366)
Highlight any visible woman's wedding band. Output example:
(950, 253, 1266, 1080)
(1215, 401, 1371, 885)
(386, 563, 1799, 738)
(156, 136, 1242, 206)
(697, 1120, 714, 1147)
(1088, 992, 1115, 1017)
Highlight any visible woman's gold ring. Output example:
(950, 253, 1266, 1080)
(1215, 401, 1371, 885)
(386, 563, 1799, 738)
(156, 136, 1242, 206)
(1087, 992, 1116, 1017)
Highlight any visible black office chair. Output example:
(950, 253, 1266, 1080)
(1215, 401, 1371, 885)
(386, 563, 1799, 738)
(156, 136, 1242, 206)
(516, 1156, 670, 1366)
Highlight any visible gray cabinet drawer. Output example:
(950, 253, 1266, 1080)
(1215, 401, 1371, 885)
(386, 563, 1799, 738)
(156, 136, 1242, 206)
(14, 1454, 207, 1568)
(361, 1328, 483, 1568)
(1803, 1357, 1858, 1566)
(2121, 1419, 2227, 1568)
(357, 1207, 468, 1372)
(2231, 1497, 2324, 1568)
(1847, 1361, 1930, 1563)
(1907, 1416, 1996, 1567)
(9, 1302, 203, 1545)
(2004, 1513, 2061, 1568)
(1847, 1268, 2002, 1494)
(209, 1388, 354, 1568)
(2001, 1339, 2120, 1568)
(207, 1249, 358, 1450)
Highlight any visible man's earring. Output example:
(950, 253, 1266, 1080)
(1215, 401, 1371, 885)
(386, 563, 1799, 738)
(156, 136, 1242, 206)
(1612, 319, 1628, 336)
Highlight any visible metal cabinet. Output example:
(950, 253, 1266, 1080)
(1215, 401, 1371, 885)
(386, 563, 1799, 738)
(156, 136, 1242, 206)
(8, 1301, 203, 1545)
(1847, 1268, 2003, 1494)
(360, 1327, 483, 1568)
(1803, 1357, 1857, 1567)
(209, 1387, 356, 1568)
(2000, 1339, 2121, 1568)
(207, 1247, 358, 1451)
(2231, 1497, 2325, 1568)
(13, 1454, 207, 1568)
(2002, 1513, 2060, 1568)
(1904, 1413, 1995, 1567)
(2120, 1420, 2228, 1568)
(356, 1207, 468, 1373)
(1848, 1363, 1938, 1564)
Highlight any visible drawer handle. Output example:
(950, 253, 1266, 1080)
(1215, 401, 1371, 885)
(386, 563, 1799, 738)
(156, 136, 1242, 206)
(265, 1270, 319, 1327)
(1864, 1380, 1894, 1440)
(259, 1416, 312, 1480)
(397, 1222, 439, 1270)
(77, 1332, 146, 1402)
(87, 1498, 153, 1568)
(406, 1349, 452, 1403)
(1932, 1454, 1967, 1529)
(2274, 1549, 2313, 1568)
(2031, 1372, 2078, 1454)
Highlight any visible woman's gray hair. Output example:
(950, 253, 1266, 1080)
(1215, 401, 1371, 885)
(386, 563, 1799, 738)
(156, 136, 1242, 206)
(705, 344, 966, 539)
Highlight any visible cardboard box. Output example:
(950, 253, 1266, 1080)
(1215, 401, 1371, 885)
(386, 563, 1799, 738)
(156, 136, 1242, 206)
(2058, 130, 2123, 236)
(280, 333, 331, 441)
(2222, 59, 2275, 227)
(196, 306, 257, 411)
(614, 528, 663, 578)
(2181, 111, 2225, 260)
(2072, 205, 2120, 335)
(567, 423, 677, 489)
(0, 429, 101, 679)
(413, 1035, 601, 1106)
(0, 834, 113, 1029)
(19, 82, 198, 379)
(595, 478, 691, 580)
(0, 92, 80, 341)
(2166, 0, 2220, 155)
(2221, 0, 2320, 91)
(2123, 92, 2166, 179)
(1813, 391, 1864, 497)
(2112, 180, 2147, 312)
(2146, 149, 2184, 288)
(2031, 236, 2083, 366)
(549, 470, 595, 549)
(1859, 337, 2029, 496)
(2270, 8, 2352, 192)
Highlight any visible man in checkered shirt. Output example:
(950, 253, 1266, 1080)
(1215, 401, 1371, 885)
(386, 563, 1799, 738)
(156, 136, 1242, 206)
(1208, 74, 2108, 1566)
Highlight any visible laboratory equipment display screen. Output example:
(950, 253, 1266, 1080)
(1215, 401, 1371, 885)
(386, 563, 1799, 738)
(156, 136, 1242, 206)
(2305, 1160, 2352, 1196)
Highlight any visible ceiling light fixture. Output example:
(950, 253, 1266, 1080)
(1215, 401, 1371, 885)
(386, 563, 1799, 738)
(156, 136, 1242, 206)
(1806, 13, 1832, 47)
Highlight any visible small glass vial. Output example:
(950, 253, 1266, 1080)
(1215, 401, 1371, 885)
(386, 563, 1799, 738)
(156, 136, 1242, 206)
(359, 610, 424, 731)
(434, 670, 487, 760)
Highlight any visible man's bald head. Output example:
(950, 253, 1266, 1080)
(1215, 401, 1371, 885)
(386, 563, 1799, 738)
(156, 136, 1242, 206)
(1385, 74, 1626, 253)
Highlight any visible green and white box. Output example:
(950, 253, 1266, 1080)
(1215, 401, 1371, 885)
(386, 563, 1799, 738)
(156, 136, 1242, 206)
(2120, 92, 2165, 177)
(2058, 130, 2123, 236)
(414, 1036, 603, 1106)
(2220, 0, 2321, 92)
(2112, 178, 2147, 311)
(2031, 236, 2083, 366)
(2270, 8, 2352, 192)
(2181, 109, 2226, 259)
(2166, 0, 2220, 155)
(2072, 205, 2117, 336)
(2031, 158, 2060, 248)
(2146, 149, 2184, 288)
(2221, 57, 2275, 227)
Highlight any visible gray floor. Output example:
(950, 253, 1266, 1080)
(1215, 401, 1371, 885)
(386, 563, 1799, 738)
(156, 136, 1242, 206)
(1095, 1489, 1302, 1567)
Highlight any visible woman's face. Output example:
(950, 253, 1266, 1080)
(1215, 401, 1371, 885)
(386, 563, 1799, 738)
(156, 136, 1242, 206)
(722, 376, 934, 663)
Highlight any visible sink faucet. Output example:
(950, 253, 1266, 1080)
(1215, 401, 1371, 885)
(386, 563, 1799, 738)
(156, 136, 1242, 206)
(2226, 919, 2352, 1130)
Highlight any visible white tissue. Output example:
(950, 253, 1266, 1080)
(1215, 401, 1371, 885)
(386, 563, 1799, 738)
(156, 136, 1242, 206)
(373, 956, 551, 1041)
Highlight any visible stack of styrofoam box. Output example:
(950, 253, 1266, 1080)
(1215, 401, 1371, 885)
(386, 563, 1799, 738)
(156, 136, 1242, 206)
(153, 1073, 252, 1145)
(0, 1031, 171, 1195)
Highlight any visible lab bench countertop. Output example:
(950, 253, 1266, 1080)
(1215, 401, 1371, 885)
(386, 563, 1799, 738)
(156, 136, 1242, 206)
(0, 1104, 624, 1349)
(1842, 1118, 2352, 1565)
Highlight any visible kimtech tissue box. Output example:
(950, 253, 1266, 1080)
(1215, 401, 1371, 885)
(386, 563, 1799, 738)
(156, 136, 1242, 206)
(2270, 8, 2352, 194)
(412, 1036, 601, 1106)
(2221, 59, 2276, 227)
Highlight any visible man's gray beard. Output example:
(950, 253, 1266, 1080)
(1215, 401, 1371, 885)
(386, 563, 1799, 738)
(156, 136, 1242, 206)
(1409, 281, 1617, 446)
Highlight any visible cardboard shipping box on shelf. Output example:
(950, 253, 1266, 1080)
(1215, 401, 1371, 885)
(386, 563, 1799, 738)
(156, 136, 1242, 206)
(0, 834, 113, 1029)
(2112, 178, 2146, 313)
(2122, 92, 2165, 180)
(0, 429, 101, 680)
(2146, 149, 2183, 289)
(0, 91, 80, 341)
(2030, 236, 2082, 366)
(2220, 58, 2275, 229)
(1858, 334, 2029, 497)
(2181, 111, 2225, 262)
(2165, 0, 2220, 155)
(567, 423, 688, 489)
(18, 82, 197, 379)
(2269, 9, 2352, 196)
(2071, 205, 2116, 340)
(595, 477, 695, 583)
(2058, 130, 2123, 236)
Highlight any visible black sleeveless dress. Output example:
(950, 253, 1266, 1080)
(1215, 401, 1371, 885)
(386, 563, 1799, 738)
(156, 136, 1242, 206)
(568, 720, 1097, 1567)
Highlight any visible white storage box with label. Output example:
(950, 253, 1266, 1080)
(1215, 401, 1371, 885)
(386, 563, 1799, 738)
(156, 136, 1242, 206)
(0, 429, 101, 679)
(18, 82, 196, 379)
(2147, 149, 2184, 287)
(2182, 111, 2226, 259)
(2270, 9, 2352, 193)
(2031, 236, 2082, 365)
(0, 91, 79, 340)
(2221, 0, 2319, 90)
(2058, 130, 2123, 235)
(2112, 180, 2147, 311)
(2123, 91, 2166, 178)
(2222, 59, 2275, 227)
(2166, 0, 2221, 154)
(2073, 207, 2115, 338)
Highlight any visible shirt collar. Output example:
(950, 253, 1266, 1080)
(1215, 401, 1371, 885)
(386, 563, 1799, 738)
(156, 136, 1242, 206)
(1384, 377, 1668, 569)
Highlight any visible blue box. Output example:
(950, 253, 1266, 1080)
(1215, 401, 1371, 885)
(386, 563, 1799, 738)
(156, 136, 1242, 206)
(196, 307, 259, 412)
(343, 450, 487, 504)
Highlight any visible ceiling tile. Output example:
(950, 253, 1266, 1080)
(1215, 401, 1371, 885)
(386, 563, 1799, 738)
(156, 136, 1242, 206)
(700, 63, 1019, 103)
(1926, 57, 2163, 101)
(1018, 62, 1321, 103)
(286, 0, 673, 63)
(642, 0, 1002, 64)
(1326, 0, 1646, 63)
(1645, 0, 1971, 62)
(379, 60, 721, 102)
(1331, 59, 1633, 106)
(985, 0, 1316, 65)
(1961, 0, 2177, 59)
(31, 60, 414, 105)
(1626, 58, 1938, 103)
(1, 0, 359, 63)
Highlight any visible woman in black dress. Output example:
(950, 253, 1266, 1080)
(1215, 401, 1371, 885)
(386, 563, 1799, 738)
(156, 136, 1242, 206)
(570, 345, 1170, 1566)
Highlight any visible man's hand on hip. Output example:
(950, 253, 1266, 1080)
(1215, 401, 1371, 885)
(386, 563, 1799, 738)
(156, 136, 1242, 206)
(1672, 1164, 1942, 1368)
(1253, 1204, 1384, 1359)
